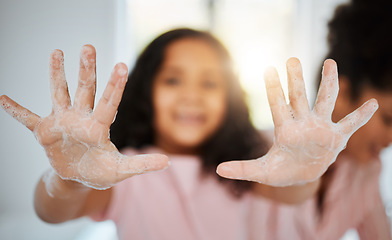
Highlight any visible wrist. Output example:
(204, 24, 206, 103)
(42, 169, 90, 199)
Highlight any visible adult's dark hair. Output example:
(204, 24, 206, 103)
(317, 0, 392, 213)
(110, 28, 267, 196)
(320, 0, 392, 100)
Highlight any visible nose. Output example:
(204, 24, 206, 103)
(181, 82, 203, 103)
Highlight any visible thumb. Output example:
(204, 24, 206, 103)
(76, 150, 170, 189)
(0, 95, 41, 131)
(116, 153, 170, 177)
(216, 158, 269, 183)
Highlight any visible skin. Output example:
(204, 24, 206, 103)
(152, 38, 227, 155)
(0, 42, 379, 222)
(333, 77, 392, 164)
(216, 59, 379, 186)
(0, 45, 170, 190)
(0, 45, 169, 222)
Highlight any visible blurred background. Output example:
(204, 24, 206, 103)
(0, 0, 391, 239)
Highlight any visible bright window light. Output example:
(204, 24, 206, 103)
(122, 0, 308, 129)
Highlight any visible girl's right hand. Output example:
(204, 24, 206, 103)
(0, 45, 169, 190)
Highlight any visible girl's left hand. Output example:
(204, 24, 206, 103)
(217, 58, 378, 186)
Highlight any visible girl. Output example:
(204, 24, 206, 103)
(0, 28, 378, 239)
(311, 0, 392, 239)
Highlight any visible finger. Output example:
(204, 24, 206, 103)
(0, 95, 41, 131)
(264, 66, 290, 127)
(313, 59, 339, 119)
(93, 63, 128, 127)
(217, 159, 268, 183)
(74, 45, 97, 112)
(287, 57, 310, 117)
(116, 153, 170, 177)
(337, 98, 378, 135)
(50, 49, 71, 111)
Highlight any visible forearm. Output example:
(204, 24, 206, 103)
(34, 169, 110, 223)
(253, 179, 320, 204)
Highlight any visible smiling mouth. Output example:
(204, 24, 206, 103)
(175, 114, 205, 125)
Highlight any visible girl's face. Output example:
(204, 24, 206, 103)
(152, 38, 227, 154)
(334, 80, 392, 164)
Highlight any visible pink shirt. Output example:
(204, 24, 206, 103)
(93, 147, 391, 239)
(310, 155, 391, 240)
(92, 147, 314, 240)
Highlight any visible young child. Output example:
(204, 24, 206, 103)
(310, 0, 392, 239)
(0, 28, 378, 239)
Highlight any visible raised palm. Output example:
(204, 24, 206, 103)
(0, 45, 169, 189)
(217, 58, 378, 186)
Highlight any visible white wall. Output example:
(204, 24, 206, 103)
(0, 0, 116, 239)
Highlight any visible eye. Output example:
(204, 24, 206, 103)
(202, 79, 220, 89)
(164, 77, 180, 86)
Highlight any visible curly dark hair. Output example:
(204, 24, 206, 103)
(323, 0, 392, 99)
(317, 0, 392, 212)
(110, 28, 268, 197)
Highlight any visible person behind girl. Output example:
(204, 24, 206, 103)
(311, 0, 392, 239)
(0, 28, 378, 239)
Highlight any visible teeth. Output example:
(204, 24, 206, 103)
(179, 116, 200, 121)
